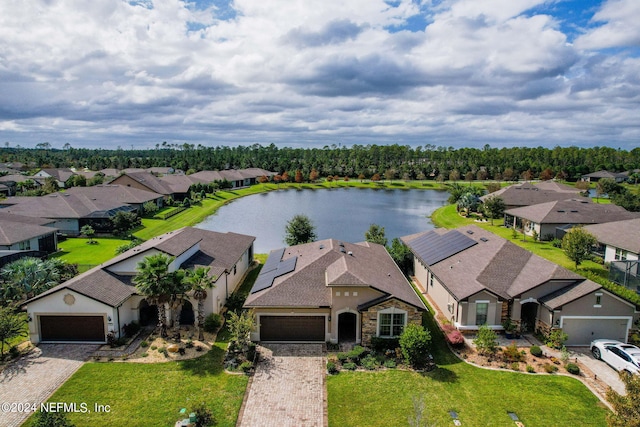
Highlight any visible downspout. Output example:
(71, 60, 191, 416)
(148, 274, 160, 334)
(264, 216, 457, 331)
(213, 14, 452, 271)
(116, 304, 121, 339)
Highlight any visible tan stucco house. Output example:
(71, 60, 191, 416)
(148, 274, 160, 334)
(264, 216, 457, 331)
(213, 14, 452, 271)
(244, 239, 426, 345)
(402, 225, 639, 346)
(24, 227, 255, 344)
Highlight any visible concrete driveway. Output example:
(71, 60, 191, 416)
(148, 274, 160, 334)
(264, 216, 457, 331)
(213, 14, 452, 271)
(0, 344, 98, 427)
(238, 344, 325, 427)
(571, 346, 626, 395)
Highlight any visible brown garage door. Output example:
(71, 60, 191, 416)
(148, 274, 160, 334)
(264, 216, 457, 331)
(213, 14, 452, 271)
(40, 316, 105, 342)
(260, 316, 325, 342)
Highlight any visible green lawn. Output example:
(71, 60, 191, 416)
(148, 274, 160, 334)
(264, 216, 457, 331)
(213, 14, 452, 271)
(328, 313, 609, 427)
(52, 237, 131, 272)
(24, 343, 247, 427)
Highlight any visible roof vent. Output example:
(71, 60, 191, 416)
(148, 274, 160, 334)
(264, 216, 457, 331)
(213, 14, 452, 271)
(557, 210, 565, 213)
(480, 237, 488, 242)
(339, 242, 345, 247)
(570, 210, 578, 213)
(348, 251, 353, 256)
(340, 248, 346, 253)
(466, 230, 474, 234)
(319, 244, 324, 250)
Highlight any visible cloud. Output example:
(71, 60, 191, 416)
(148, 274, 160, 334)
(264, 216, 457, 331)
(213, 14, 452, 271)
(0, 0, 638, 150)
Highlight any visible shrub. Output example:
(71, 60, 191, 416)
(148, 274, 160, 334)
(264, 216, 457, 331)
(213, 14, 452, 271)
(511, 362, 520, 371)
(566, 363, 580, 375)
(399, 324, 432, 369)
(240, 361, 253, 373)
(178, 347, 186, 355)
(530, 345, 543, 357)
(122, 321, 140, 337)
(347, 346, 367, 364)
(246, 343, 257, 362)
(544, 363, 558, 373)
(32, 410, 75, 427)
(343, 362, 357, 371)
(9, 346, 20, 359)
(203, 313, 222, 333)
(503, 342, 525, 362)
(195, 345, 203, 352)
(474, 324, 498, 356)
(150, 345, 157, 350)
(185, 340, 194, 349)
(546, 329, 568, 349)
(327, 361, 339, 374)
(141, 353, 148, 357)
(192, 402, 216, 427)
(361, 354, 379, 370)
(370, 336, 400, 353)
(383, 359, 397, 369)
(140, 340, 149, 348)
(336, 352, 349, 363)
(526, 365, 535, 373)
(158, 346, 166, 353)
(444, 327, 465, 347)
(225, 292, 246, 313)
(551, 238, 563, 248)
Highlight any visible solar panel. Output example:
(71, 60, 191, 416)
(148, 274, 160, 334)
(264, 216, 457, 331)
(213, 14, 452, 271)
(250, 250, 297, 294)
(408, 230, 477, 266)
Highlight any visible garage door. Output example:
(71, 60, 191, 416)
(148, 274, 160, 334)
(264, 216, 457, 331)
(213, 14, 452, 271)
(40, 316, 106, 342)
(260, 316, 325, 342)
(561, 317, 630, 346)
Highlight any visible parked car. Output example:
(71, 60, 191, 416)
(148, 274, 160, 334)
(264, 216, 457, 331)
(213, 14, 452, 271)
(590, 339, 640, 375)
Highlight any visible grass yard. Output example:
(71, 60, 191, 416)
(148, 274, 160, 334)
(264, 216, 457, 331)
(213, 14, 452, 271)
(52, 237, 131, 272)
(328, 313, 609, 427)
(23, 343, 247, 427)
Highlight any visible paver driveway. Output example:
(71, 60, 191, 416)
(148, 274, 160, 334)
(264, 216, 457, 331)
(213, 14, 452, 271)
(0, 344, 98, 427)
(238, 344, 325, 427)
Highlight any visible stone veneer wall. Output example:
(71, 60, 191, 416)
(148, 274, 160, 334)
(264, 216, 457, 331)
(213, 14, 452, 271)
(535, 319, 553, 338)
(360, 299, 423, 347)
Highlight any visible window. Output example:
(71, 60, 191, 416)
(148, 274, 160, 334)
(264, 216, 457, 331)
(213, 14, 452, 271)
(335, 291, 341, 296)
(344, 292, 349, 297)
(429, 273, 434, 287)
(19, 240, 31, 250)
(476, 302, 488, 325)
(352, 291, 358, 297)
(379, 313, 406, 337)
(595, 293, 602, 307)
(615, 248, 627, 261)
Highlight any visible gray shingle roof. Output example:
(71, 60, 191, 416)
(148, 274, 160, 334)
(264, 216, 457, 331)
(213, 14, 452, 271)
(539, 280, 602, 310)
(504, 199, 640, 225)
(0, 213, 57, 245)
(244, 239, 425, 310)
(583, 218, 640, 254)
(480, 182, 581, 207)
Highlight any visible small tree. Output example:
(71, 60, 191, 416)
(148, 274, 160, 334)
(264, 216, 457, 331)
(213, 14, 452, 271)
(365, 223, 387, 247)
(284, 214, 317, 246)
(562, 227, 597, 269)
(483, 196, 505, 225)
(606, 371, 640, 427)
(0, 306, 27, 357)
(388, 238, 412, 275)
(227, 310, 254, 351)
(111, 211, 140, 236)
(474, 324, 498, 356)
(399, 324, 432, 369)
(80, 224, 95, 244)
(143, 201, 159, 216)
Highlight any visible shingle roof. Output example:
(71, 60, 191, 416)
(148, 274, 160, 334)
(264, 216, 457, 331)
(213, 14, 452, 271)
(38, 168, 76, 182)
(583, 218, 640, 254)
(539, 280, 602, 310)
(0, 213, 57, 245)
(505, 199, 640, 224)
(480, 182, 581, 207)
(582, 170, 627, 179)
(244, 239, 425, 310)
(25, 227, 255, 306)
(402, 225, 583, 301)
(114, 172, 175, 195)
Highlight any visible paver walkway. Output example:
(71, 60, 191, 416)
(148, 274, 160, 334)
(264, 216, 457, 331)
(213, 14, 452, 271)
(238, 344, 325, 427)
(0, 344, 98, 427)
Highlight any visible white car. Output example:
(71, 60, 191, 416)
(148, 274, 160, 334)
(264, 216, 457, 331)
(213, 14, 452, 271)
(590, 339, 640, 375)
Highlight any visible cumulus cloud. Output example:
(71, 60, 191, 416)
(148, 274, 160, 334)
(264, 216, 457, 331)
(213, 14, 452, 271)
(0, 0, 638, 149)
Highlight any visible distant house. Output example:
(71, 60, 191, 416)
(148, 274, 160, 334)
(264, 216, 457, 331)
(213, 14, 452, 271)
(402, 225, 638, 346)
(0, 185, 163, 235)
(33, 168, 76, 188)
(244, 239, 425, 345)
(504, 198, 640, 240)
(189, 168, 276, 189)
(23, 227, 255, 343)
(479, 181, 583, 210)
(109, 171, 191, 201)
(581, 170, 628, 183)
(0, 174, 41, 196)
(0, 212, 57, 254)
(583, 218, 640, 263)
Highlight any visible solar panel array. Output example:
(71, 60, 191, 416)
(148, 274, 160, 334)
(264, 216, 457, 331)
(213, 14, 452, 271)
(250, 248, 298, 294)
(409, 230, 478, 266)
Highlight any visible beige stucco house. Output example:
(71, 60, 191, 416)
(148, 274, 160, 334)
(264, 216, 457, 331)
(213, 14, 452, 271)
(24, 227, 255, 344)
(402, 225, 638, 346)
(244, 239, 426, 345)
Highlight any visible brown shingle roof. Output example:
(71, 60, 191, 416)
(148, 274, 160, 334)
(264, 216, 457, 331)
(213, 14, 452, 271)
(539, 280, 602, 310)
(505, 199, 640, 225)
(0, 213, 57, 246)
(244, 239, 425, 310)
(38, 168, 76, 182)
(583, 218, 640, 254)
(480, 182, 582, 207)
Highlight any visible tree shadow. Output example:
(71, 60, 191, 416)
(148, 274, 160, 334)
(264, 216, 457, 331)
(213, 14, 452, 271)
(423, 366, 458, 383)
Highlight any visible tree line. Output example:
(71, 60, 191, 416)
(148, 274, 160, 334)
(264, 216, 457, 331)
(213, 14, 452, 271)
(2, 144, 639, 182)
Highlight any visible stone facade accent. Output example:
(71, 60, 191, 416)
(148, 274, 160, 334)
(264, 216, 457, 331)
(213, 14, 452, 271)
(535, 319, 552, 338)
(360, 299, 423, 347)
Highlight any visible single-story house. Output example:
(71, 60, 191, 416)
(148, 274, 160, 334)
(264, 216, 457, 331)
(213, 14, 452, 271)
(504, 198, 640, 240)
(23, 227, 255, 344)
(480, 182, 583, 210)
(244, 239, 426, 345)
(581, 170, 628, 183)
(402, 225, 639, 346)
(189, 168, 276, 189)
(0, 212, 58, 254)
(0, 185, 163, 235)
(583, 218, 640, 263)
(110, 171, 192, 201)
(0, 174, 41, 195)
(33, 168, 76, 188)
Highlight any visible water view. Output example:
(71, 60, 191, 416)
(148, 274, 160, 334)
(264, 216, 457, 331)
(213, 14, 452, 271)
(196, 187, 449, 253)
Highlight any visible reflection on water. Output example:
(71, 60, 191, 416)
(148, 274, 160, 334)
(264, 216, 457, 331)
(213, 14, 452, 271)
(196, 187, 449, 253)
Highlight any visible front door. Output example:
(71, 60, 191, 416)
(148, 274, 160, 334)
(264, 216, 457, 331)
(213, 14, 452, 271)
(338, 312, 357, 342)
(521, 302, 538, 333)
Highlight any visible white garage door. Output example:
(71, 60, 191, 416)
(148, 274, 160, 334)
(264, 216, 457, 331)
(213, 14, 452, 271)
(561, 317, 630, 346)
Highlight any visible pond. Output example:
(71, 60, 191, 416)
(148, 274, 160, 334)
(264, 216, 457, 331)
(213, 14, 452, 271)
(196, 187, 449, 254)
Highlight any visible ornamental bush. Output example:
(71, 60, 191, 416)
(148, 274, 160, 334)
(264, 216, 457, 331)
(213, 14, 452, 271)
(399, 324, 432, 369)
(530, 345, 543, 357)
(203, 313, 222, 333)
(566, 363, 580, 375)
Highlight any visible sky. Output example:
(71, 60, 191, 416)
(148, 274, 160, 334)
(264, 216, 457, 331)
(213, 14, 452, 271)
(0, 0, 639, 150)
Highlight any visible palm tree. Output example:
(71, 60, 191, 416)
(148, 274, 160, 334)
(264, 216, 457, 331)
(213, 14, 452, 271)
(133, 253, 175, 337)
(186, 267, 216, 340)
(168, 269, 189, 340)
(1, 257, 61, 304)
